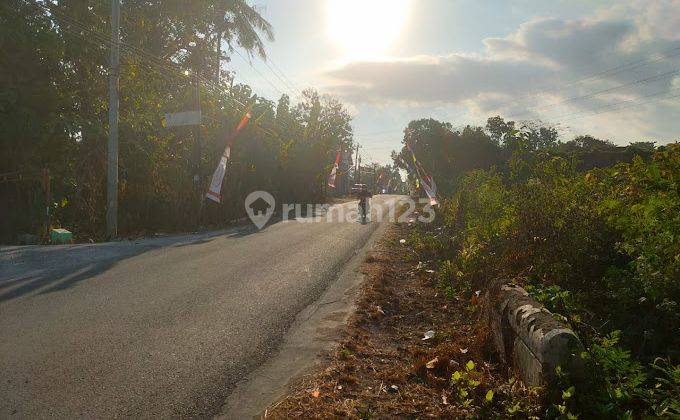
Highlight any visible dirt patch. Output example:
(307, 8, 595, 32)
(265, 222, 542, 419)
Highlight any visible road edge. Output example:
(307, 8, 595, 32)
(218, 215, 393, 419)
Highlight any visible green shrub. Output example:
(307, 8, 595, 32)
(421, 141, 680, 417)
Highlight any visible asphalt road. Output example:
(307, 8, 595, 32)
(0, 195, 405, 418)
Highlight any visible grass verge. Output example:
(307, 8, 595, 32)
(266, 220, 543, 419)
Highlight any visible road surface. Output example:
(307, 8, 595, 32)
(0, 195, 405, 418)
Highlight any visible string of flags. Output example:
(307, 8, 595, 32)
(404, 130, 439, 206)
(205, 121, 438, 205)
(206, 111, 252, 203)
(395, 154, 419, 189)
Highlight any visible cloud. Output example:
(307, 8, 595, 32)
(325, 1, 680, 142)
(603, 0, 680, 43)
(327, 55, 556, 104)
(483, 18, 634, 68)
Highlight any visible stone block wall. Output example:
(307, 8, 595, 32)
(489, 284, 583, 386)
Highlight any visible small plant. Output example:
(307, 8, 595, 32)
(338, 347, 353, 359)
(646, 358, 680, 417)
(547, 365, 579, 419)
(524, 283, 584, 327)
(506, 400, 522, 415)
(448, 360, 499, 408)
(437, 259, 456, 298)
(355, 407, 374, 419)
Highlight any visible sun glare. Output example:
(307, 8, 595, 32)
(326, 0, 412, 60)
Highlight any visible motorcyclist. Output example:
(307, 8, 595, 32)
(356, 184, 372, 220)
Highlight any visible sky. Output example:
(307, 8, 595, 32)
(227, 0, 680, 165)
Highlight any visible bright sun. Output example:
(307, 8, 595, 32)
(326, 0, 412, 60)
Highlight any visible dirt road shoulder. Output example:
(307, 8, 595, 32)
(265, 221, 542, 418)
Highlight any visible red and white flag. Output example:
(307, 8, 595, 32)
(327, 150, 342, 188)
(206, 112, 251, 203)
(405, 133, 439, 206)
(421, 175, 438, 206)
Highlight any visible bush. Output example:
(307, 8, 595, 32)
(416, 141, 680, 417)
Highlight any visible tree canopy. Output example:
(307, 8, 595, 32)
(0, 0, 354, 241)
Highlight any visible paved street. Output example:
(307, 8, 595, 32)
(0, 195, 404, 418)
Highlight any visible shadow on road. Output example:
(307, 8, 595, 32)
(0, 221, 279, 303)
(0, 196, 386, 304)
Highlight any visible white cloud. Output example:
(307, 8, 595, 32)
(325, 1, 680, 143)
(602, 0, 680, 43)
(326, 54, 557, 104)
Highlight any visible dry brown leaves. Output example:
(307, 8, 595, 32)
(266, 222, 540, 419)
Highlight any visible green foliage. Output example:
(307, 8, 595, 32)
(586, 331, 647, 416)
(413, 132, 680, 417)
(437, 260, 457, 298)
(571, 333, 678, 418)
(648, 358, 680, 417)
(598, 152, 680, 303)
(446, 360, 541, 417)
(449, 360, 484, 407)
(548, 366, 580, 419)
(524, 284, 584, 326)
(526, 287, 679, 418)
(1, 2, 355, 241)
(392, 118, 505, 196)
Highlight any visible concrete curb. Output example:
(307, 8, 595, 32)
(489, 283, 583, 386)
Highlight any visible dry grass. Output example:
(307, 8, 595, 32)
(265, 222, 541, 419)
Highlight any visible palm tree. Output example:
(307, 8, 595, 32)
(120, 0, 274, 82)
(193, 0, 274, 81)
(211, 0, 275, 82)
(219, 0, 274, 60)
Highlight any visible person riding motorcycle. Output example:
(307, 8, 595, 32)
(356, 185, 372, 220)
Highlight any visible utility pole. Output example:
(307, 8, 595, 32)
(193, 71, 202, 184)
(194, 71, 203, 226)
(373, 165, 377, 192)
(106, 0, 120, 238)
(354, 144, 361, 184)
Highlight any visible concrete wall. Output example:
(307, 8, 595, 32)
(489, 284, 583, 386)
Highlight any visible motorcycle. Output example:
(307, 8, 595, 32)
(358, 198, 369, 223)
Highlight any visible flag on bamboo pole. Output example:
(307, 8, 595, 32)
(206, 111, 252, 203)
(405, 132, 439, 206)
(327, 150, 342, 188)
(420, 174, 438, 206)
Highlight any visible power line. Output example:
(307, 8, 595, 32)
(51, 4, 342, 143)
(18, 0, 284, 124)
(506, 68, 679, 119)
(37, 0, 253, 112)
(20, 0, 315, 144)
(489, 45, 680, 112)
(267, 57, 303, 95)
(546, 86, 680, 122)
(560, 88, 680, 123)
(231, 48, 289, 97)
(9, 0, 364, 173)
(261, 58, 301, 97)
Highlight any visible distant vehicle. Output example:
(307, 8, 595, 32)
(351, 183, 367, 195)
